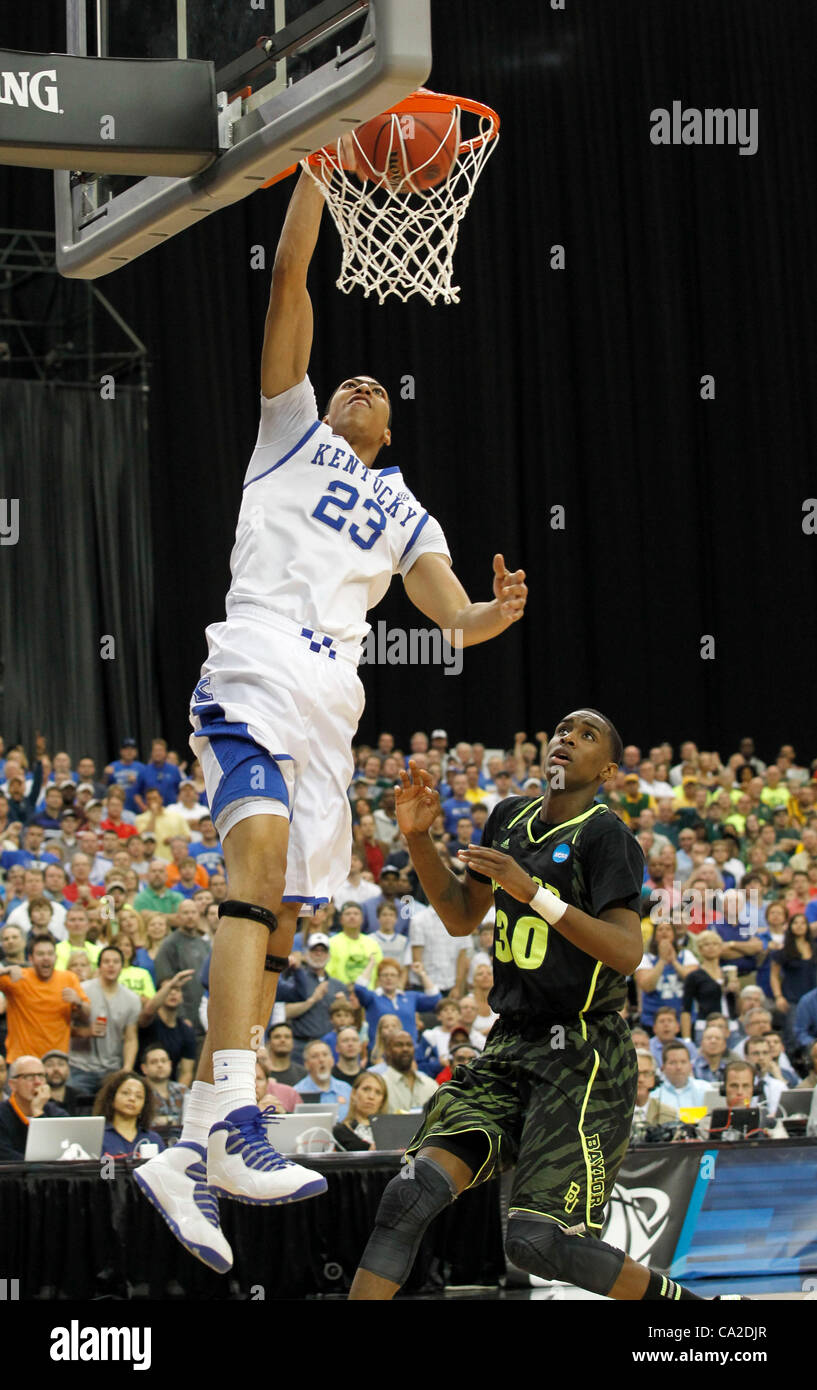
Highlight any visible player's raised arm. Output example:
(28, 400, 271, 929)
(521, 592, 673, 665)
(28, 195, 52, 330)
(260, 169, 326, 399)
(404, 552, 527, 648)
(397, 763, 492, 935)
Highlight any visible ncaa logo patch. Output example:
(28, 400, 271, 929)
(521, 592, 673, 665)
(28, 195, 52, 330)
(552, 843, 571, 863)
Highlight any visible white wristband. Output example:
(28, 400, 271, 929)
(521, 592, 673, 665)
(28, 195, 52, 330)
(528, 886, 568, 925)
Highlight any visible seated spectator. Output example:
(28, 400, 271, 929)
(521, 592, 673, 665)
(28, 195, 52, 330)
(371, 902, 412, 968)
(680, 931, 739, 1040)
(332, 1070, 389, 1151)
(254, 1055, 298, 1115)
(170, 780, 209, 829)
(434, 1038, 478, 1086)
(351, 957, 440, 1044)
(134, 740, 182, 811)
(422, 997, 465, 1064)
(457, 994, 491, 1051)
(53, 906, 101, 972)
(380, 1031, 438, 1113)
(716, 894, 767, 975)
(186, 816, 224, 877)
(42, 1048, 85, 1116)
(353, 812, 384, 881)
(133, 914, 170, 984)
(68, 945, 141, 1099)
(332, 1027, 365, 1083)
(631, 1050, 680, 1128)
(770, 914, 816, 1046)
(140, 1045, 187, 1130)
(8, 872, 68, 942)
(116, 934, 157, 1002)
(692, 1024, 737, 1085)
(164, 838, 209, 892)
(796, 1038, 817, 1089)
(648, 1006, 698, 1066)
(94, 1069, 166, 1158)
(361, 864, 419, 936)
(327, 904, 383, 985)
(135, 788, 189, 861)
(276, 936, 349, 1061)
(67, 950, 92, 983)
(0, 1054, 68, 1161)
(0, 936, 90, 1063)
(32, 785, 69, 839)
(137, 975, 197, 1086)
(367, 1014, 402, 1074)
(763, 1030, 799, 1086)
(652, 1041, 709, 1111)
(100, 787, 136, 840)
(0, 924, 27, 968)
(63, 853, 107, 909)
(265, 1023, 306, 1085)
(793, 986, 817, 1054)
(293, 1040, 352, 1120)
(372, 787, 401, 857)
(732, 1006, 775, 1059)
(332, 849, 380, 914)
(321, 998, 361, 1061)
(636, 921, 699, 1029)
(743, 1037, 785, 1115)
(468, 962, 499, 1040)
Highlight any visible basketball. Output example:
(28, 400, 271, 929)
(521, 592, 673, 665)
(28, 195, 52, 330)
(351, 110, 460, 191)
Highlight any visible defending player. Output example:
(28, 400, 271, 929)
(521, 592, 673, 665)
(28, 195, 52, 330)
(135, 168, 527, 1272)
(350, 711, 709, 1302)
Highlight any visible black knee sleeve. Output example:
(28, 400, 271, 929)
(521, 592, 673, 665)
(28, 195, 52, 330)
(505, 1215, 625, 1297)
(359, 1157, 458, 1287)
(218, 900, 288, 971)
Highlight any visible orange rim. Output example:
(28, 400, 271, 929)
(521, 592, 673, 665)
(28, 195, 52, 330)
(260, 87, 499, 188)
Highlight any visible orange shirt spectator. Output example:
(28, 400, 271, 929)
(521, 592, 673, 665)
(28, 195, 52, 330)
(165, 858, 209, 890)
(0, 941, 90, 1062)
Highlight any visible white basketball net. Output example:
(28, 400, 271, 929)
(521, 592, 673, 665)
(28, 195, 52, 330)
(301, 104, 499, 306)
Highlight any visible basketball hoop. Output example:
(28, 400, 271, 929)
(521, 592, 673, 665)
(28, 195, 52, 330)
(301, 88, 500, 305)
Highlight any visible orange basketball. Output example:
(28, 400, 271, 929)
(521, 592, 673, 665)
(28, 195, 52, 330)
(352, 110, 459, 191)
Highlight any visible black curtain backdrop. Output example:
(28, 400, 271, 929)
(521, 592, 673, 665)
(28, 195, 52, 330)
(1, 1, 817, 763)
(0, 383, 160, 764)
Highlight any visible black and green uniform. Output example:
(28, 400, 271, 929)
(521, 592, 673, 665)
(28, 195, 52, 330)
(406, 796, 645, 1233)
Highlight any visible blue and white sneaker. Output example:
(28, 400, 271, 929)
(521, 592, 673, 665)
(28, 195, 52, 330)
(207, 1105, 328, 1205)
(134, 1141, 233, 1274)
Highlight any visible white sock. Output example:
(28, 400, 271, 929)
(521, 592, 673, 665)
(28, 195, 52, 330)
(213, 1049, 258, 1122)
(180, 1080, 216, 1147)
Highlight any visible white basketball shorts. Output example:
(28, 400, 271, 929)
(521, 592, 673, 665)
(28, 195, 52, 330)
(189, 607, 365, 913)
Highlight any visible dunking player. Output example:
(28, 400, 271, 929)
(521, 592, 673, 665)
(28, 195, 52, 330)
(350, 711, 709, 1302)
(135, 168, 527, 1272)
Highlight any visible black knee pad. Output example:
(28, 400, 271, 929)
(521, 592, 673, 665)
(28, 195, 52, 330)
(359, 1157, 458, 1287)
(218, 900, 288, 970)
(505, 1215, 625, 1297)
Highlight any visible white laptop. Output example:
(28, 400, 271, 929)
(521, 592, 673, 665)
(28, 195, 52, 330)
(25, 1116, 105, 1161)
(265, 1111, 337, 1154)
(294, 1102, 339, 1124)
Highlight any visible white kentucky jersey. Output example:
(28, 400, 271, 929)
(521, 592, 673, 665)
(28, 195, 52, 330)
(224, 375, 451, 646)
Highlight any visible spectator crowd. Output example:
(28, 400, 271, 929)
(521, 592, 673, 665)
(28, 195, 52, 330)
(1, 728, 816, 1160)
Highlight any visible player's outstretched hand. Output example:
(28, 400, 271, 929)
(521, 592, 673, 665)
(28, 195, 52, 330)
(493, 554, 527, 625)
(457, 847, 537, 903)
(395, 761, 442, 838)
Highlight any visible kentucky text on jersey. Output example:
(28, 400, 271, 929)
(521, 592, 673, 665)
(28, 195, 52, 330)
(309, 441, 419, 526)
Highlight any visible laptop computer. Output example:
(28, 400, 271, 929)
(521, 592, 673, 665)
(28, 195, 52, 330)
(295, 1103, 339, 1124)
(264, 1111, 337, 1154)
(371, 1114, 420, 1151)
(25, 1116, 105, 1161)
(776, 1089, 812, 1117)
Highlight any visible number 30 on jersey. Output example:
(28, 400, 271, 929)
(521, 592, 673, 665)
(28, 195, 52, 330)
(494, 879, 558, 970)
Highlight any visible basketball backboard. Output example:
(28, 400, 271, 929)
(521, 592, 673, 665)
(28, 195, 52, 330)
(55, 0, 432, 279)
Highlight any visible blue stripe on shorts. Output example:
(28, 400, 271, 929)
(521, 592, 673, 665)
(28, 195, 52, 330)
(192, 702, 291, 825)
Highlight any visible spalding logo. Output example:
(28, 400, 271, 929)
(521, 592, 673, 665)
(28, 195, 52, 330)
(0, 70, 60, 114)
(552, 843, 571, 863)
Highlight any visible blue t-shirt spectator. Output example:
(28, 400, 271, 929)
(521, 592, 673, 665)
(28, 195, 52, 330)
(637, 949, 698, 1027)
(293, 1073, 351, 1121)
(135, 762, 182, 807)
(361, 894, 414, 936)
(189, 843, 225, 875)
(794, 989, 817, 1051)
(0, 848, 60, 872)
(442, 796, 473, 836)
(351, 981, 441, 1044)
(106, 759, 146, 814)
(101, 1126, 166, 1158)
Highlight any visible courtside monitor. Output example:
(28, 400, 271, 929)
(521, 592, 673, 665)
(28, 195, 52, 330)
(55, 0, 432, 278)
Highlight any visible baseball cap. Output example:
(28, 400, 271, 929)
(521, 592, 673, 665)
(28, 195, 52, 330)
(85, 800, 103, 810)
(58, 779, 78, 790)
(121, 737, 137, 748)
(380, 863, 401, 876)
(106, 879, 126, 892)
(42, 1049, 69, 1063)
(624, 773, 639, 783)
(523, 778, 541, 790)
(142, 830, 157, 841)
(682, 776, 699, 786)
(307, 933, 331, 950)
(431, 729, 448, 740)
(179, 778, 195, 788)
(60, 808, 78, 820)
(76, 782, 95, 794)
